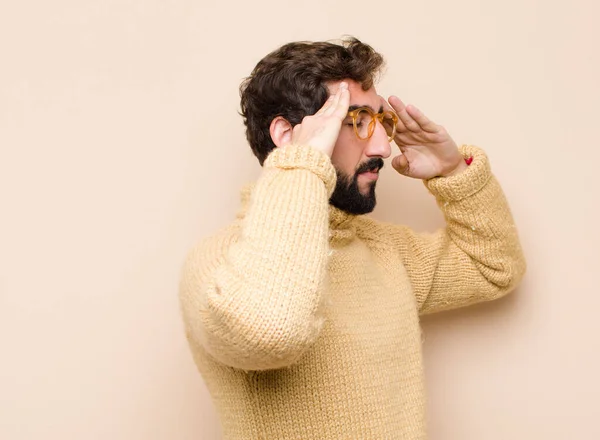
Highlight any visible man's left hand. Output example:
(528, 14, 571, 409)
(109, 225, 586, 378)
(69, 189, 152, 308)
(384, 95, 468, 180)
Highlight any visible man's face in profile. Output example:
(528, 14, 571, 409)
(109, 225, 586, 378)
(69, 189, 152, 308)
(326, 80, 392, 215)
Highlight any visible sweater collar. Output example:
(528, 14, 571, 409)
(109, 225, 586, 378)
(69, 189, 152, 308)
(237, 183, 357, 244)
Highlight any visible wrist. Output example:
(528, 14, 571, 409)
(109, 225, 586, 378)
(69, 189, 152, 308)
(424, 145, 489, 202)
(440, 156, 471, 177)
(265, 144, 337, 195)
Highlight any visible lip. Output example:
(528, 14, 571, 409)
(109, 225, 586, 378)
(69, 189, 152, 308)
(359, 171, 379, 180)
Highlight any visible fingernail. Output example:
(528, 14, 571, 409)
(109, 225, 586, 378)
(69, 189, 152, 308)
(340, 82, 348, 89)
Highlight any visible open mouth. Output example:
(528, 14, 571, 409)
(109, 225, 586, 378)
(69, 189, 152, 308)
(361, 167, 379, 174)
(358, 159, 384, 177)
(358, 168, 380, 181)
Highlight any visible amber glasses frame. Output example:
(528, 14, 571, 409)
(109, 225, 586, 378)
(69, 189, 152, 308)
(347, 107, 399, 142)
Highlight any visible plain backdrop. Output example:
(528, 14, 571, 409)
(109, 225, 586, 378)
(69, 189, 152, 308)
(1, 0, 599, 439)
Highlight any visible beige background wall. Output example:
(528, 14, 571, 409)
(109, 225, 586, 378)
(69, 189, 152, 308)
(1, 0, 598, 439)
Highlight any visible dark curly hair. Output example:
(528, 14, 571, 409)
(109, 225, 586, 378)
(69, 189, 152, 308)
(239, 37, 385, 165)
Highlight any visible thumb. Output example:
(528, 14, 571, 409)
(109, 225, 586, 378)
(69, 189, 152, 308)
(392, 154, 410, 176)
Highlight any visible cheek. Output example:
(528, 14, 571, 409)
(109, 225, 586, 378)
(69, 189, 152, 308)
(330, 131, 364, 173)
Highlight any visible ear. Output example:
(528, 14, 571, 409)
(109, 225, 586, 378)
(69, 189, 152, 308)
(269, 116, 293, 148)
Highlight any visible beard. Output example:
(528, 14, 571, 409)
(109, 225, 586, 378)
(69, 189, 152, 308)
(329, 158, 384, 215)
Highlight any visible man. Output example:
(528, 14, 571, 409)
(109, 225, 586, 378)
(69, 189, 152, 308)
(179, 37, 526, 439)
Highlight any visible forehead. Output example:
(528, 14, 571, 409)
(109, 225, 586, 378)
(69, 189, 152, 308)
(326, 80, 381, 109)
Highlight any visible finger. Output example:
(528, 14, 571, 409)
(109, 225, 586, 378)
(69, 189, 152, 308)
(388, 95, 406, 113)
(380, 95, 394, 112)
(381, 97, 402, 126)
(406, 105, 438, 133)
(324, 82, 347, 117)
(397, 107, 421, 133)
(392, 131, 418, 146)
(393, 114, 408, 133)
(323, 89, 341, 117)
(391, 154, 410, 176)
(315, 94, 336, 115)
(331, 83, 350, 119)
(383, 96, 407, 132)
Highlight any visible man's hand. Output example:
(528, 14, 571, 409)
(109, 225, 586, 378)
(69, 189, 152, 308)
(287, 82, 350, 157)
(385, 95, 467, 179)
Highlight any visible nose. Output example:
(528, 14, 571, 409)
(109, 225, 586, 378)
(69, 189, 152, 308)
(364, 119, 392, 159)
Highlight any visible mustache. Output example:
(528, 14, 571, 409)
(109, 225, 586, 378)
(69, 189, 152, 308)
(356, 158, 384, 174)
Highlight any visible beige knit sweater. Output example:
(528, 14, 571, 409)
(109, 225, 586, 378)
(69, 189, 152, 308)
(178, 144, 526, 439)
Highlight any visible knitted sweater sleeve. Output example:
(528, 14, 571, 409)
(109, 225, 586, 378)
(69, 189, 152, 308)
(384, 145, 526, 315)
(178, 145, 336, 371)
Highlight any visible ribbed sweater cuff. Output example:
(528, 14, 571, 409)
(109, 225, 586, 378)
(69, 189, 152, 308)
(424, 145, 491, 201)
(264, 145, 337, 196)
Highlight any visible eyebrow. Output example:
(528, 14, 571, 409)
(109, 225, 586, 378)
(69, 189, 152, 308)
(348, 104, 385, 113)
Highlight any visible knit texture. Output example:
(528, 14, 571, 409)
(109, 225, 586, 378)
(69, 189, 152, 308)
(179, 144, 526, 439)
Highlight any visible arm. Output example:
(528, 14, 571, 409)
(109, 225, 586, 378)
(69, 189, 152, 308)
(179, 145, 335, 371)
(179, 83, 350, 371)
(383, 97, 526, 315)
(388, 145, 526, 315)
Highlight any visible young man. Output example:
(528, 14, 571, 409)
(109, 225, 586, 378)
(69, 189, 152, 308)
(179, 37, 526, 439)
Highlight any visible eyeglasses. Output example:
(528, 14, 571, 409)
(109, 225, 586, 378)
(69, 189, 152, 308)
(347, 107, 399, 142)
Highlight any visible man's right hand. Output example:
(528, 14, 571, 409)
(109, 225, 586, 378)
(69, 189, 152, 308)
(287, 82, 350, 157)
